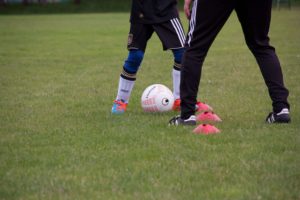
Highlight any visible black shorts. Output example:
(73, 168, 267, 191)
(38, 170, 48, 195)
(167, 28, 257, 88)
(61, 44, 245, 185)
(127, 17, 186, 51)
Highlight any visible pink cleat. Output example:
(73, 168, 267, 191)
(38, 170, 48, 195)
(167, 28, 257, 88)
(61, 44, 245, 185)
(172, 99, 213, 112)
(196, 111, 222, 122)
(193, 124, 221, 135)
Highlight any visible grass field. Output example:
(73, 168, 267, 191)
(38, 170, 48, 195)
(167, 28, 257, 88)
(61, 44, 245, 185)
(0, 9, 299, 200)
(0, 0, 132, 14)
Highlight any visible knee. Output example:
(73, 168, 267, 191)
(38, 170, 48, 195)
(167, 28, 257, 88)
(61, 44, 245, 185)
(172, 48, 185, 64)
(246, 38, 275, 55)
(123, 50, 144, 74)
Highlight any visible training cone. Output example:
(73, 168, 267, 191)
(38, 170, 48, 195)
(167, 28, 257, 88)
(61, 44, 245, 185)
(193, 124, 221, 135)
(196, 102, 213, 112)
(196, 111, 222, 122)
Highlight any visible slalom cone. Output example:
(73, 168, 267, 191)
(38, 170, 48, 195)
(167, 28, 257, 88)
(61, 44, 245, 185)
(196, 102, 213, 112)
(193, 124, 221, 135)
(196, 111, 222, 122)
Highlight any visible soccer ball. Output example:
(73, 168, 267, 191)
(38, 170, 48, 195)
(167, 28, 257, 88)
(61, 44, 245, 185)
(141, 84, 174, 112)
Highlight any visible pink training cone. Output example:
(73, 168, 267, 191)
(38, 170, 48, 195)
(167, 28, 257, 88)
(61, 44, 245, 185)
(196, 111, 222, 122)
(193, 124, 221, 135)
(196, 102, 213, 112)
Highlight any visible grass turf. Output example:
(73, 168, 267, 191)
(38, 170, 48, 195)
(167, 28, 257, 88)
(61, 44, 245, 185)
(0, 10, 299, 199)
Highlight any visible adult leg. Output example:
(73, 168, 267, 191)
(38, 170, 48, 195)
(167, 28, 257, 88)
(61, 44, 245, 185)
(235, 0, 290, 113)
(180, 0, 234, 119)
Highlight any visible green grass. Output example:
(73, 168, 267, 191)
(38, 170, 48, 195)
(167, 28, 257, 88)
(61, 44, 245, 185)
(0, 10, 299, 200)
(0, 0, 133, 14)
(1, 0, 300, 15)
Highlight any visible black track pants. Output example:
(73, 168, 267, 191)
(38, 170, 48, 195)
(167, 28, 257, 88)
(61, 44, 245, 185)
(180, 0, 290, 119)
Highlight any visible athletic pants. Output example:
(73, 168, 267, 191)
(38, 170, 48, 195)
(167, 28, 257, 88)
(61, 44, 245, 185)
(180, 0, 290, 119)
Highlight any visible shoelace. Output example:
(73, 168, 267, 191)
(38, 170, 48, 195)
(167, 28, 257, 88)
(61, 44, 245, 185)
(114, 100, 127, 110)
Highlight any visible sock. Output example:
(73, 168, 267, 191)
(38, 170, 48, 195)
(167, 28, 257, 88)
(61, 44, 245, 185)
(172, 48, 184, 100)
(172, 67, 181, 100)
(116, 76, 135, 103)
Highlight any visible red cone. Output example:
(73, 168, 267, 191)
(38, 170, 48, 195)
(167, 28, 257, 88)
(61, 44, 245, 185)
(196, 102, 213, 112)
(196, 111, 222, 122)
(193, 124, 221, 135)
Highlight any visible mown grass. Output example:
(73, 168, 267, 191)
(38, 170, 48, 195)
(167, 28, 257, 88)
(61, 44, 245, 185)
(1, 0, 299, 15)
(0, 0, 132, 14)
(0, 9, 299, 200)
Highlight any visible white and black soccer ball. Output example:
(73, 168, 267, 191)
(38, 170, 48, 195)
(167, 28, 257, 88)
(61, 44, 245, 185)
(141, 84, 174, 112)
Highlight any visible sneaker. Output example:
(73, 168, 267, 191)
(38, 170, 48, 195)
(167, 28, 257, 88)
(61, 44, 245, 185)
(266, 108, 291, 123)
(111, 100, 127, 114)
(168, 115, 197, 126)
(172, 98, 213, 112)
(172, 99, 181, 111)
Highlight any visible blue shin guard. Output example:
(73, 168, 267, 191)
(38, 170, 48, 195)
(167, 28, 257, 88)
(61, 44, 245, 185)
(123, 50, 144, 76)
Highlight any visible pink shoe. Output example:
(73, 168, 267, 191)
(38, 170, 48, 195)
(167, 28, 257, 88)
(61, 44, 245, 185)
(172, 99, 181, 111)
(196, 111, 222, 122)
(172, 99, 213, 112)
(193, 124, 221, 135)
